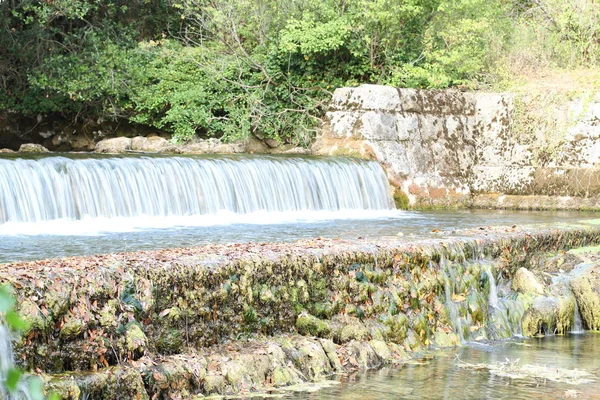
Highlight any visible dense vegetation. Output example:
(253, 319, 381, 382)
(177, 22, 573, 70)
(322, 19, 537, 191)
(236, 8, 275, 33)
(0, 0, 599, 144)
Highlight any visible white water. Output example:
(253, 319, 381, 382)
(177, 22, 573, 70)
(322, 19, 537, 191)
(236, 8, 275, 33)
(572, 298, 584, 334)
(0, 156, 394, 231)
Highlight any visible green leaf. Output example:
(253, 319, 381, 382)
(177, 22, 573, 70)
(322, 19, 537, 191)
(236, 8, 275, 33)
(27, 377, 45, 400)
(5, 311, 30, 331)
(0, 286, 15, 313)
(6, 368, 22, 392)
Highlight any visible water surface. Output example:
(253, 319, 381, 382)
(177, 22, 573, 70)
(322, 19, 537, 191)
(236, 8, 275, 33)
(289, 334, 600, 400)
(0, 209, 596, 263)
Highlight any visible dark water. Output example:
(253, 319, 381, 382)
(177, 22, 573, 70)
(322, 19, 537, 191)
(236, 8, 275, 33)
(0, 210, 597, 263)
(288, 334, 600, 400)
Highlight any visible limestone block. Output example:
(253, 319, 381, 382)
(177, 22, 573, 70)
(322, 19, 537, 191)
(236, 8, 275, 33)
(347, 84, 401, 111)
(418, 115, 445, 141)
(422, 90, 470, 115)
(324, 111, 361, 138)
(359, 111, 398, 140)
(403, 140, 435, 176)
(471, 165, 535, 194)
(329, 87, 356, 110)
(429, 138, 463, 176)
(395, 114, 420, 141)
(367, 140, 411, 177)
(398, 88, 422, 113)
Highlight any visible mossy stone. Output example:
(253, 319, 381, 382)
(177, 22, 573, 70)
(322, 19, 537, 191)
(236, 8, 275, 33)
(59, 316, 85, 339)
(156, 328, 184, 354)
(339, 321, 369, 343)
(125, 323, 147, 352)
(296, 313, 331, 337)
(393, 189, 410, 210)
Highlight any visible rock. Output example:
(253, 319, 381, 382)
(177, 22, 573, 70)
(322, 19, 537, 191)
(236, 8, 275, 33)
(68, 134, 95, 151)
(433, 330, 461, 348)
(59, 315, 85, 339)
(319, 339, 343, 371)
(130, 135, 169, 152)
(368, 340, 392, 361)
(512, 268, 545, 295)
(17, 299, 47, 331)
(282, 146, 312, 155)
(95, 137, 132, 153)
(213, 142, 245, 153)
(203, 374, 226, 395)
(570, 263, 600, 330)
(125, 323, 147, 352)
(346, 84, 401, 111)
(264, 138, 280, 148)
(295, 312, 331, 337)
(338, 317, 370, 343)
(245, 136, 271, 153)
(158, 144, 184, 154)
(345, 340, 382, 369)
(521, 296, 574, 336)
(45, 376, 81, 400)
(19, 143, 49, 153)
(0, 148, 15, 153)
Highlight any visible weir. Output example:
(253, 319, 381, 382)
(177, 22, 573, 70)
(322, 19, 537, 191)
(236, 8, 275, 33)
(0, 155, 392, 223)
(0, 154, 600, 399)
(1, 221, 600, 398)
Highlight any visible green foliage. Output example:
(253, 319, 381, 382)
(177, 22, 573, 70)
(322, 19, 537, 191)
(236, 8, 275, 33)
(1, 0, 599, 142)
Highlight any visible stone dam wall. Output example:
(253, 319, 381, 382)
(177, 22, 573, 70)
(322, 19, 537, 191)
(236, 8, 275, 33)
(3, 221, 600, 398)
(312, 85, 600, 209)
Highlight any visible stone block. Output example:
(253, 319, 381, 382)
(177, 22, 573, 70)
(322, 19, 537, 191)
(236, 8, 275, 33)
(359, 111, 398, 140)
(395, 114, 420, 141)
(348, 84, 401, 111)
(324, 111, 361, 139)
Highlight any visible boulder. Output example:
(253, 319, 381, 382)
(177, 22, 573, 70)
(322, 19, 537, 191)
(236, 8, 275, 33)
(521, 296, 574, 336)
(570, 263, 600, 330)
(244, 136, 271, 153)
(512, 267, 545, 295)
(18, 143, 49, 153)
(130, 136, 169, 152)
(95, 137, 132, 153)
(0, 148, 15, 153)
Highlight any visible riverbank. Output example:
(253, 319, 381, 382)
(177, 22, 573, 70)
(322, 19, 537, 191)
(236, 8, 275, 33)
(3, 220, 600, 398)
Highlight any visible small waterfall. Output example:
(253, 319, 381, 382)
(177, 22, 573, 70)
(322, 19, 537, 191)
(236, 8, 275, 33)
(572, 299, 584, 334)
(0, 155, 393, 224)
(441, 255, 528, 343)
(484, 266, 499, 310)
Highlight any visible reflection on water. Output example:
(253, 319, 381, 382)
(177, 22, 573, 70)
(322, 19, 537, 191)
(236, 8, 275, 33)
(0, 210, 597, 263)
(289, 334, 600, 400)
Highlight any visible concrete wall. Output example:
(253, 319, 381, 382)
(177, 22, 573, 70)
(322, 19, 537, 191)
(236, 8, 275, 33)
(312, 84, 600, 209)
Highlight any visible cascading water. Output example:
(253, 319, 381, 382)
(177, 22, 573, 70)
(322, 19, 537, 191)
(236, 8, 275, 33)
(572, 300, 584, 333)
(0, 155, 393, 224)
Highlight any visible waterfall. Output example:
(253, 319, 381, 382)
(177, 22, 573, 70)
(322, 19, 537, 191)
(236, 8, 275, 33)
(572, 298, 584, 334)
(0, 155, 393, 224)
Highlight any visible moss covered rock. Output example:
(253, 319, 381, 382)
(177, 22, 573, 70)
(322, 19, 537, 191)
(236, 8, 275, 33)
(570, 263, 600, 330)
(512, 268, 545, 295)
(296, 312, 331, 337)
